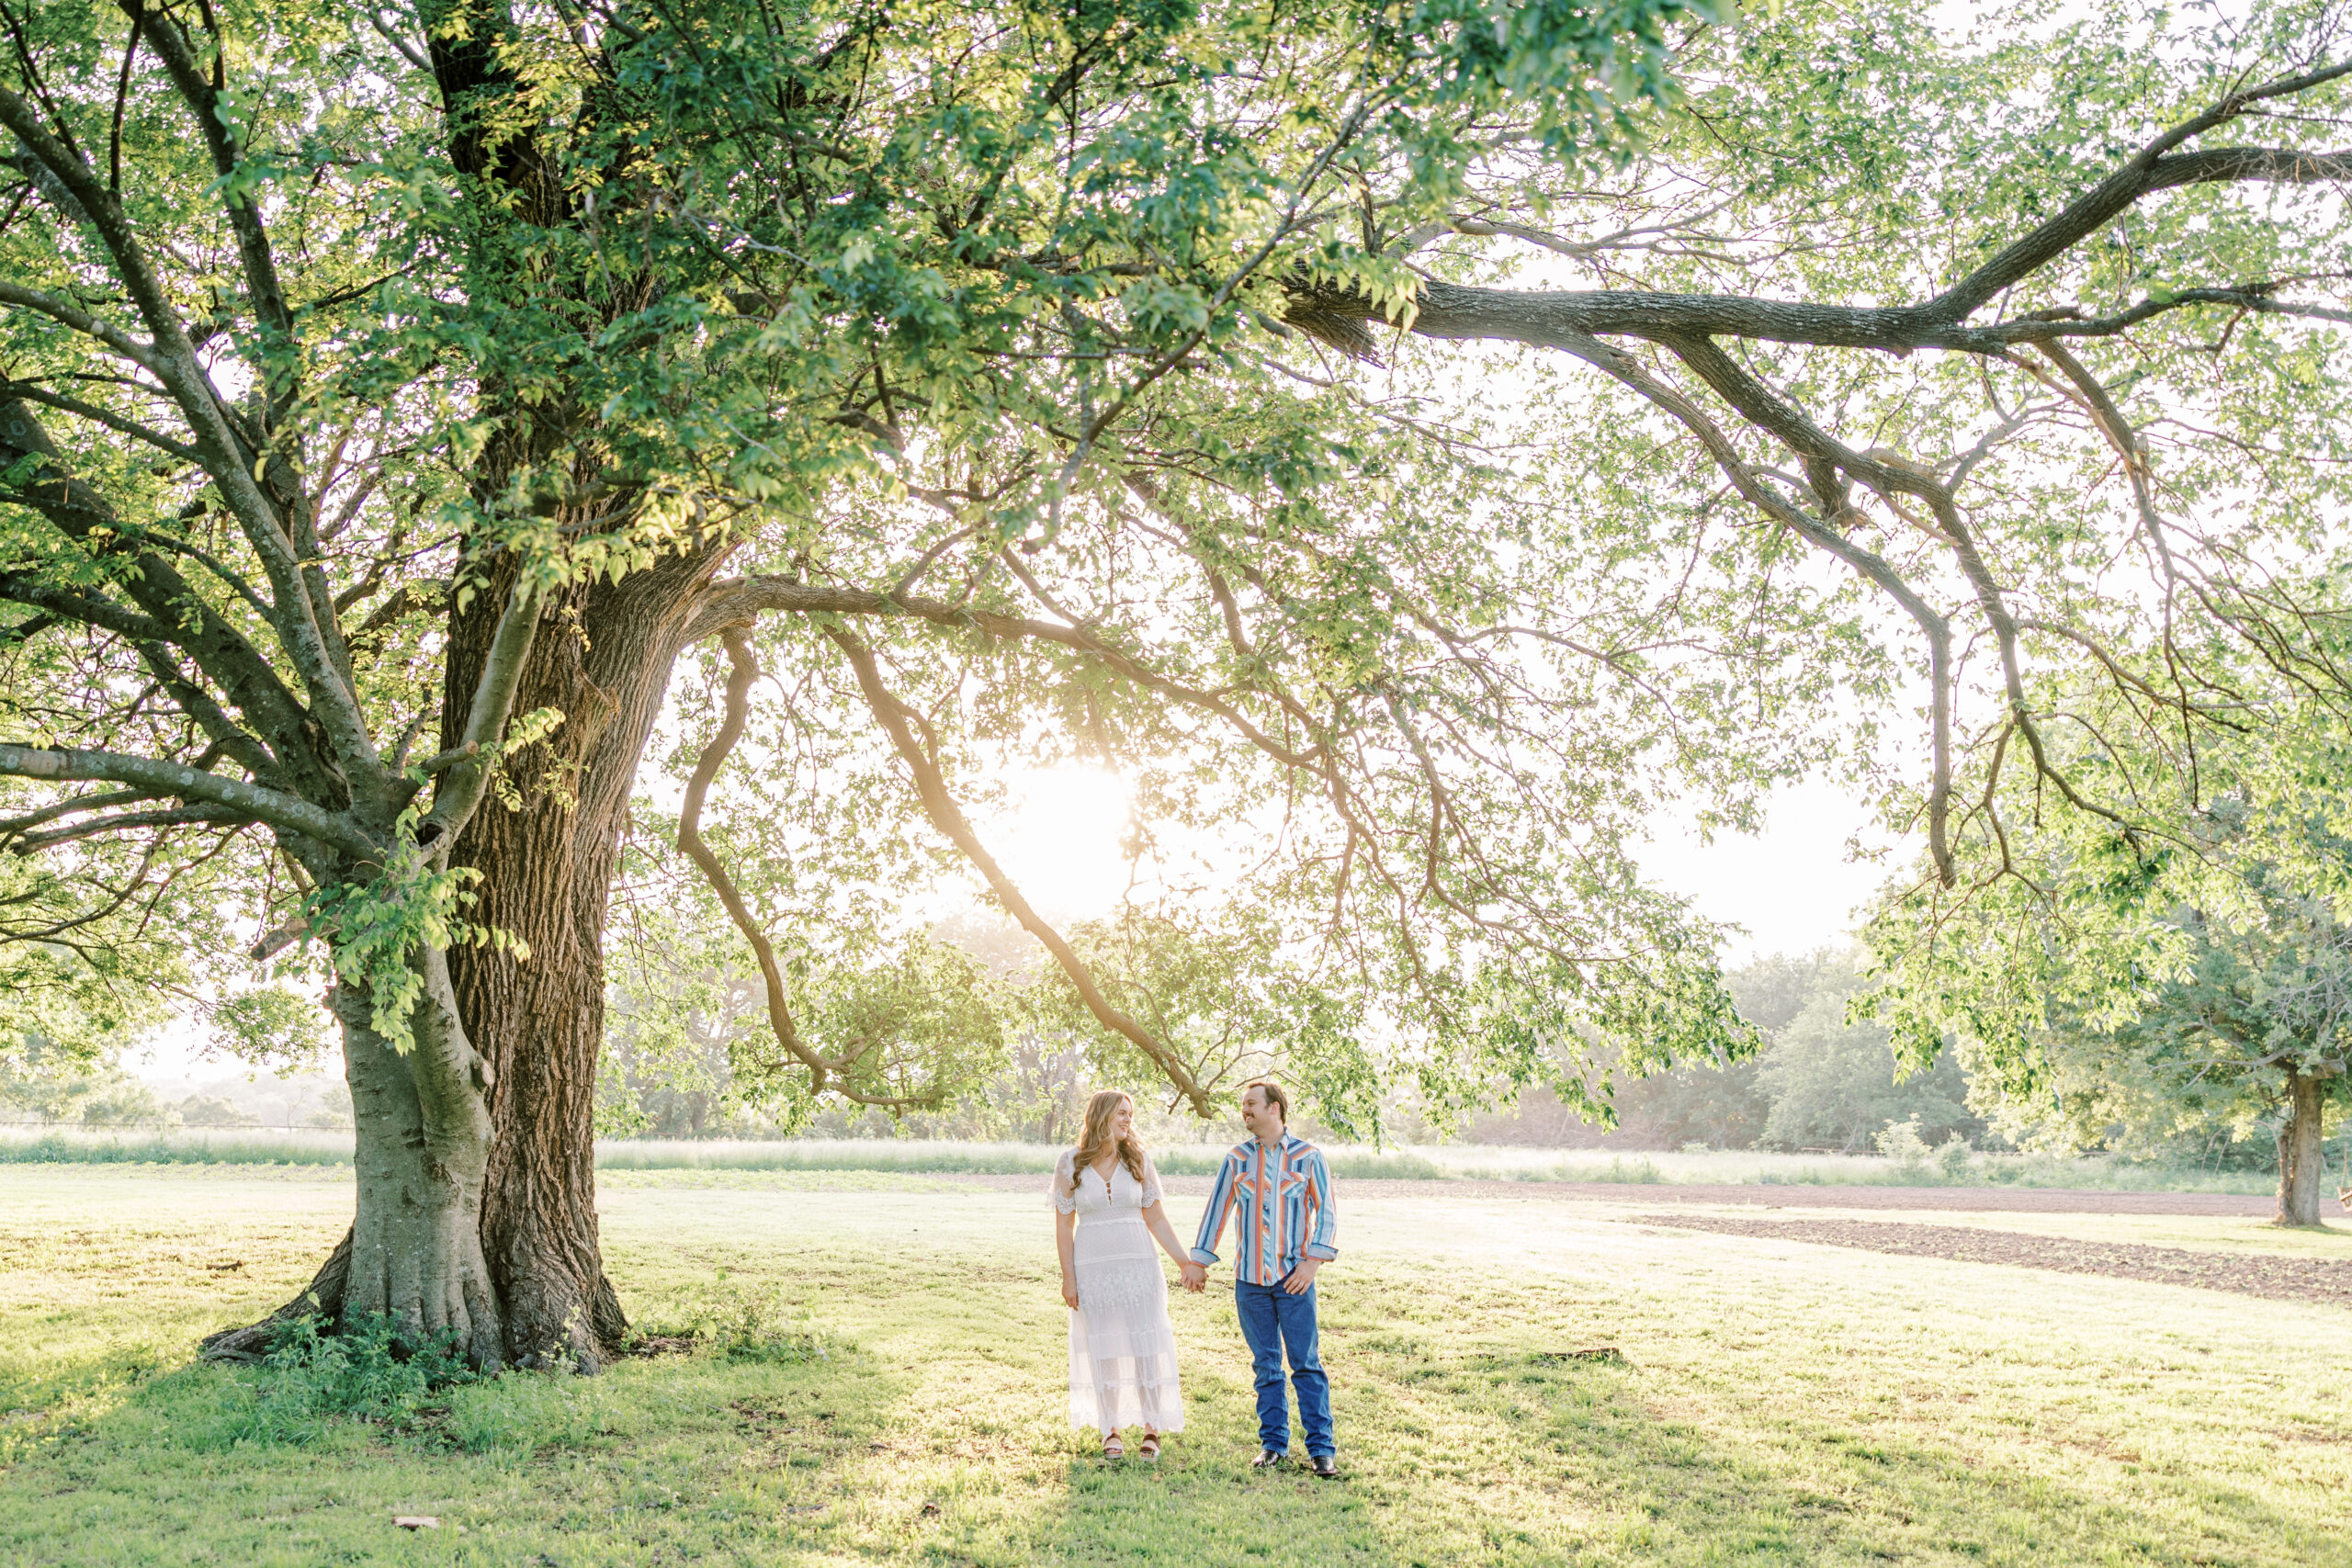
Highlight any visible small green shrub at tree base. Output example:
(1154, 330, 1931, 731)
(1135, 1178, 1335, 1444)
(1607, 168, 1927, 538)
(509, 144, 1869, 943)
(209, 1314, 475, 1447)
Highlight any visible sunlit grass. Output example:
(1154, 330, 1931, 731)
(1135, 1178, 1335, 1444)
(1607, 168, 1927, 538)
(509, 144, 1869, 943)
(2, 1165, 2346, 1566)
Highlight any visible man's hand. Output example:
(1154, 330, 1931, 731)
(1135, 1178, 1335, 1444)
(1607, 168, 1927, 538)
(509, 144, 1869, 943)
(1282, 1258, 1321, 1295)
(1180, 1261, 1208, 1292)
(1060, 1274, 1080, 1311)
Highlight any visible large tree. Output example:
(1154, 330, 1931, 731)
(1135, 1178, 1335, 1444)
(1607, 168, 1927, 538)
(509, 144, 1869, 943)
(6, 0, 2352, 1364)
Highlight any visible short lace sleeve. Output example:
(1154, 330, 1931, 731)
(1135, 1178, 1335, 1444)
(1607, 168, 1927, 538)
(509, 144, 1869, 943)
(1049, 1149, 1078, 1214)
(1138, 1154, 1164, 1209)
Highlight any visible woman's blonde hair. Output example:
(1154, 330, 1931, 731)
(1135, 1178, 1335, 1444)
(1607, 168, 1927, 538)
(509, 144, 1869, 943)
(1069, 1089, 1148, 1191)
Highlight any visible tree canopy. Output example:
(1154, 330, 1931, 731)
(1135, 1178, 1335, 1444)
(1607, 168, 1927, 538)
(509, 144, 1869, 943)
(9, 0, 2352, 1348)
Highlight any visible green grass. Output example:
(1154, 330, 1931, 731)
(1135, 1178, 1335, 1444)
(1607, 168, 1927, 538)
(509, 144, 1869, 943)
(6, 1128, 2282, 1193)
(2, 1166, 2347, 1565)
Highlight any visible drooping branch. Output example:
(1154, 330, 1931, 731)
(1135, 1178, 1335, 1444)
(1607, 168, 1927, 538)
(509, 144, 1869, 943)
(673, 625, 943, 1109)
(1531, 326, 1960, 881)
(826, 626, 1216, 1115)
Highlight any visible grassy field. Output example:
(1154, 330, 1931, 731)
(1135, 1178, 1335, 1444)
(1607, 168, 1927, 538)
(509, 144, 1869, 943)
(0, 1129, 2287, 1192)
(3, 1164, 2348, 1567)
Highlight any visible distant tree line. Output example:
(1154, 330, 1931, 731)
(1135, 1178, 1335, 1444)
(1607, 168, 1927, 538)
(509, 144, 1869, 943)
(1471, 947, 2334, 1175)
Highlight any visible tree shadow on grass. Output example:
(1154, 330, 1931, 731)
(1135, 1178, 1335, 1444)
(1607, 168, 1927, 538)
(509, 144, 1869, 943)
(1031, 1283, 2338, 1568)
(0, 1245, 928, 1568)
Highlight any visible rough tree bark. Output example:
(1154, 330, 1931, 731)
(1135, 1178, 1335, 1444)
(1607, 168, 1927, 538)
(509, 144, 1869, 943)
(440, 545, 730, 1367)
(2275, 1067, 2333, 1228)
(202, 945, 510, 1364)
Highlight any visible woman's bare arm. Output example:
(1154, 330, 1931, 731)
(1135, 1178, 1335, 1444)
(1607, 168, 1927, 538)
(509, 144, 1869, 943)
(1056, 1206, 1080, 1309)
(1141, 1201, 1190, 1268)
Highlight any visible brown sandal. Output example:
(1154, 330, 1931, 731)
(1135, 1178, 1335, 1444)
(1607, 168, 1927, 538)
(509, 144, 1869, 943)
(1102, 1434, 1124, 1460)
(1138, 1432, 1160, 1461)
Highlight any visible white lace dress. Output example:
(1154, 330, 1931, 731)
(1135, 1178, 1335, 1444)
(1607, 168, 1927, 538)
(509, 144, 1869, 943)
(1051, 1150, 1185, 1434)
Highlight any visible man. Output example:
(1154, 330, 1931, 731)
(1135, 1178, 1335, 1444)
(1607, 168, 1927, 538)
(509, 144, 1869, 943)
(1182, 1079, 1340, 1478)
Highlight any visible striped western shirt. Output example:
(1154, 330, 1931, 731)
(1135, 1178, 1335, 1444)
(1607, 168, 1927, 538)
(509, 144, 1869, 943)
(1189, 1134, 1339, 1285)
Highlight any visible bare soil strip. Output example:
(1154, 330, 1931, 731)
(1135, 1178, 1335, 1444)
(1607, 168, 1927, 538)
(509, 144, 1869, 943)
(934, 1171, 2285, 1216)
(1634, 1213, 2352, 1306)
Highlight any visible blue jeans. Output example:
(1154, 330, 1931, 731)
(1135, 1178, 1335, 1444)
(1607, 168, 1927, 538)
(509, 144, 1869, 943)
(1235, 1279, 1332, 1458)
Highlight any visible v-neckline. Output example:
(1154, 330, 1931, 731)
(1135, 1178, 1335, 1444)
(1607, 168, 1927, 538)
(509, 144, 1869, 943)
(1087, 1159, 1120, 1189)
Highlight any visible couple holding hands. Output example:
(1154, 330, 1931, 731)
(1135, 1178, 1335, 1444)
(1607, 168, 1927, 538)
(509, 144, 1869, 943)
(1049, 1080, 1340, 1475)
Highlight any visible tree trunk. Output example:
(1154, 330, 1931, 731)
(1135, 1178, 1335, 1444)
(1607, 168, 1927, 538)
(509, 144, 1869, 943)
(206, 547, 728, 1369)
(440, 544, 729, 1368)
(203, 948, 503, 1364)
(2276, 1066, 2329, 1228)
(335, 951, 505, 1366)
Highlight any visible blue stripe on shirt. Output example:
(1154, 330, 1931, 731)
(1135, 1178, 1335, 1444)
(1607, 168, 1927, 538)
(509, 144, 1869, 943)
(1189, 1133, 1339, 1285)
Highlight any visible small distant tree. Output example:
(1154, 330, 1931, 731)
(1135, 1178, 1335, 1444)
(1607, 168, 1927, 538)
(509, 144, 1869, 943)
(1871, 665, 2352, 1225)
(178, 1094, 259, 1129)
(1910, 847, 2351, 1223)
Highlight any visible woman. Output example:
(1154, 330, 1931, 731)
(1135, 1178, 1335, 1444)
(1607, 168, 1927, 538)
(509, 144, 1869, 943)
(1052, 1089, 1192, 1460)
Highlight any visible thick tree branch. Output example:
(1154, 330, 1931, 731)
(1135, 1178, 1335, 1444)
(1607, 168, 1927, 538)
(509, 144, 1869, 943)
(1309, 62, 2352, 356)
(123, 2, 295, 349)
(0, 743, 375, 859)
(0, 379, 203, 464)
(419, 574, 543, 847)
(0, 281, 159, 371)
(0, 396, 334, 800)
(6, 800, 244, 853)
(0, 85, 378, 787)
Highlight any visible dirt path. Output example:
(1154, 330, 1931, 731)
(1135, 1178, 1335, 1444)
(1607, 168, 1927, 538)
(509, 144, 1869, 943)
(1633, 1212, 2352, 1306)
(934, 1171, 2286, 1216)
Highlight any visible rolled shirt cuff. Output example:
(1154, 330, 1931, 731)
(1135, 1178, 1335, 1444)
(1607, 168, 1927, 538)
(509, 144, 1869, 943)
(1188, 1247, 1219, 1266)
(1302, 1246, 1338, 1262)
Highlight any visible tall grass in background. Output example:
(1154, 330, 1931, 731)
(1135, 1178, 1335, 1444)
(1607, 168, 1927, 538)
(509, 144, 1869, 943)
(0, 1127, 2277, 1192)
(0, 1128, 354, 1166)
(591, 1138, 1449, 1179)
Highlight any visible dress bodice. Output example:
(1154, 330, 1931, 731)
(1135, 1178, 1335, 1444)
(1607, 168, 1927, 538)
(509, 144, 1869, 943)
(1051, 1149, 1164, 1218)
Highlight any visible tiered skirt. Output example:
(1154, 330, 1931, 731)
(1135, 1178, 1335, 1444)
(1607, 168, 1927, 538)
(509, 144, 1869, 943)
(1067, 1213, 1184, 1432)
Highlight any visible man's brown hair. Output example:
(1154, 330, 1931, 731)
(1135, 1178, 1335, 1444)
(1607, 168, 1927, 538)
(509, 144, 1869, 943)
(1242, 1079, 1289, 1123)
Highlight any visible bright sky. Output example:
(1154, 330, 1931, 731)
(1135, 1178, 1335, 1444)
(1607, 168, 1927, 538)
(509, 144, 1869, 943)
(969, 763, 1898, 963)
(1636, 777, 1906, 965)
(978, 764, 1139, 920)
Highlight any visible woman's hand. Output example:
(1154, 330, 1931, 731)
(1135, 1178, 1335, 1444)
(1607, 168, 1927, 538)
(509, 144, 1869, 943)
(1060, 1274, 1080, 1311)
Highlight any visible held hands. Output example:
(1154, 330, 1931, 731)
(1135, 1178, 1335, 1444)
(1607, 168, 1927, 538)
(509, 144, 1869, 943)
(1179, 1261, 1208, 1293)
(1281, 1258, 1322, 1295)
